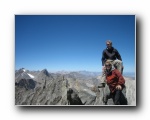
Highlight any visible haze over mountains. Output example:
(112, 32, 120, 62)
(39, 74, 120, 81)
(15, 68, 136, 105)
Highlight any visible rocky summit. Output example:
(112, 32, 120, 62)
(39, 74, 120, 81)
(15, 68, 136, 106)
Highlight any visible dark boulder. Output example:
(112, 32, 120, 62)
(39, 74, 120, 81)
(67, 88, 83, 105)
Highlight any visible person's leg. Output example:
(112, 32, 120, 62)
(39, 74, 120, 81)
(113, 90, 128, 105)
(102, 84, 112, 105)
(103, 93, 110, 105)
(120, 88, 128, 105)
(113, 90, 121, 105)
(113, 60, 123, 74)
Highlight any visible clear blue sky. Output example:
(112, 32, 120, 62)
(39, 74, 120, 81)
(15, 15, 135, 72)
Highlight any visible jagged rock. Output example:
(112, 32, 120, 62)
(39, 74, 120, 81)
(67, 88, 83, 105)
(15, 72, 68, 105)
(125, 77, 136, 105)
(15, 68, 35, 83)
(16, 79, 36, 90)
(78, 89, 96, 105)
(15, 68, 135, 106)
(15, 71, 32, 83)
(35, 69, 54, 83)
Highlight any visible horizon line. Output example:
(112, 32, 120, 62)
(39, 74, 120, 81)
(15, 68, 135, 73)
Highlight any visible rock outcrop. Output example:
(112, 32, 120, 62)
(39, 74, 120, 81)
(67, 88, 83, 105)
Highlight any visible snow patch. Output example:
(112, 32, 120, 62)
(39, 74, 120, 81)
(22, 69, 26, 72)
(27, 73, 34, 78)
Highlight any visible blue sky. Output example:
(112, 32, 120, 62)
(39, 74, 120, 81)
(15, 15, 135, 72)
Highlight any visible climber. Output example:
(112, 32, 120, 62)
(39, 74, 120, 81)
(101, 60, 127, 105)
(99, 40, 124, 88)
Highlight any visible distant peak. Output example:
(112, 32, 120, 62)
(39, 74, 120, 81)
(41, 69, 48, 72)
(41, 69, 49, 76)
(22, 68, 26, 72)
(18, 68, 26, 72)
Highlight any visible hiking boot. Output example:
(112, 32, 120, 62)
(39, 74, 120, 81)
(98, 83, 105, 88)
(103, 95, 108, 105)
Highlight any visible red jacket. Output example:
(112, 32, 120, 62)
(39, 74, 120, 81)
(106, 69, 125, 93)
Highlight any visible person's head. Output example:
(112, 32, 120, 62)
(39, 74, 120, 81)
(106, 40, 112, 49)
(105, 60, 112, 71)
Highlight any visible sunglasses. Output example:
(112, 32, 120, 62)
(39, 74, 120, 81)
(106, 44, 111, 46)
(105, 64, 111, 67)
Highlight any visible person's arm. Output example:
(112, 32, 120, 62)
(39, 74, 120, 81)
(114, 69, 125, 90)
(115, 49, 122, 61)
(101, 50, 106, 66)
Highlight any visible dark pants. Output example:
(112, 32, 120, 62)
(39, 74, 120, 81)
(103, 90, 128, 105)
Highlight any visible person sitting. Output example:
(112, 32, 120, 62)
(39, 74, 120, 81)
(102, 61, 127, 105)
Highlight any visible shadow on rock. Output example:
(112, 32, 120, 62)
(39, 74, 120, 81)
(67, 88, 83, 105)
(15, 79, 36, 90)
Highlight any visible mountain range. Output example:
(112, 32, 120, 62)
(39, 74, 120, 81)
(15, 68, 136, 105)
